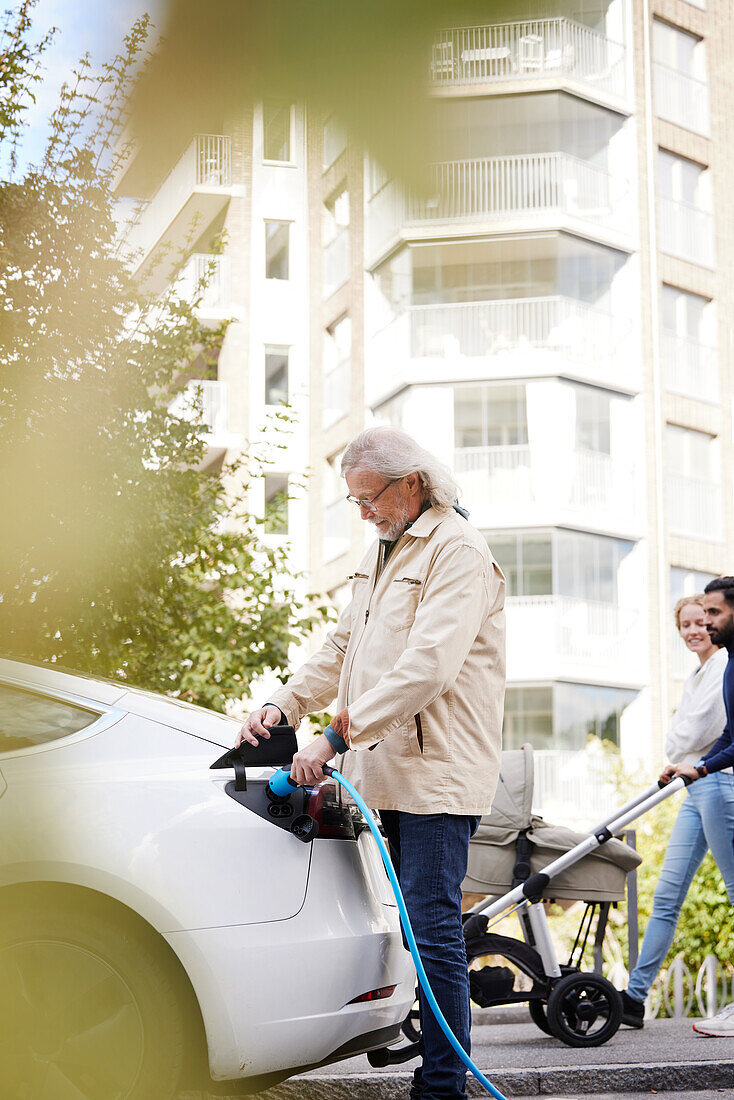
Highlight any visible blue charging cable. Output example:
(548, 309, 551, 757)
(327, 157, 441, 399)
(269, 764, 507, 1100)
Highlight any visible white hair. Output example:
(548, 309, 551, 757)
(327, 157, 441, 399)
(341, 427, 461, 513)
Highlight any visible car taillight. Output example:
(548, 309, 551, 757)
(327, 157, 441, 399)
(304, 782, 356, 840)
(347, 985, 397, 1004)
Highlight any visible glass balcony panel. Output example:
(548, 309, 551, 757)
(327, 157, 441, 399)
(324, 498, 351, 562)
(430, 19, 626, 99)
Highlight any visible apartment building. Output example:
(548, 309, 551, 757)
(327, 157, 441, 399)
(116, 0, 734, 822)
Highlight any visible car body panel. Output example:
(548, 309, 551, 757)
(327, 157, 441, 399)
(0, 716, 312, 927)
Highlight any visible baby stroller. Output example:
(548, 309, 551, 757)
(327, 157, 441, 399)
(371, 745, 686, 1060)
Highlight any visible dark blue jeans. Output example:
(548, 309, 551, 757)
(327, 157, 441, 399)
(380, 810, 480, 1100)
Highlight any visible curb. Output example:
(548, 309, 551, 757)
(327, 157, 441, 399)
(256, 1059, 734, 1097)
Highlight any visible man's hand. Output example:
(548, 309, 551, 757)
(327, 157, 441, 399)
(658, 764, 677, 785)
(290, 735, 337, 786)
(235, 705, 282, 748)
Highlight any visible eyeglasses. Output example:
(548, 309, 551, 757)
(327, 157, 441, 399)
(345, 477, 404, 512)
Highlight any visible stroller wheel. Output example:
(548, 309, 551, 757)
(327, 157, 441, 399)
(546, 972, 622, 1047)
(527, 998, 552, 1036)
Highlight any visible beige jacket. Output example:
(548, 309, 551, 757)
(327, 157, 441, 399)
(268, 506, 506, 814)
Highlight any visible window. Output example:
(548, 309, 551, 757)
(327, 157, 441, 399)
(265, 346, 289, 405)
(488, 532, 552, 597)
(265, 220, 289, 280)
(555, 530, 633, 604)
(323, 187, 350, 297)
(665, 424, 715, 481)
(454, 384, 528, 449)
(323, 315, 351, 428)
(264, 474, 289, 535)
(503, 686, 553, 751)
(652, 16, 708, 136)
(486, 529, 632, 603)
(324, 450, 350, 561)
(504, 684, 636, 752)
(323, 115, 347, 170)
(657, 151, 713, 266)
(0, 684, 97, 753)
(554, 683, 636, 751)
(263, 100, 292, 162)
(661, 286, 717, 401)
(574, 384, 611, 454)
(670, 566, 716, 605)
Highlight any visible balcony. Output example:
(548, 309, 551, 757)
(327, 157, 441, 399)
(653, 63, 710, 137)
(662, 331, 718, 403)
(367, 296, 637, 403)
(125, 135, 233, 292)
(666, 474, 722, 541)
(168, 380, 236, 464)
(658, 197, 714, 268)
(506, 595, 642, 684)
(455, 445, 639, 534)
(430, 19, 627, 102)
(175, 254, 231, 321)
(367, 153, 629, 265)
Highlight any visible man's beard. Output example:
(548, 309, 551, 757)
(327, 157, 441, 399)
(372, 504, 412, 542)
(709, 620, 734, 649)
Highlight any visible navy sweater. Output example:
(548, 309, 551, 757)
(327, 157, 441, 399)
(702, 649, 734, 773)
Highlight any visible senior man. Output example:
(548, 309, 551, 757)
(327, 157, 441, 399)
(237, 427, 505, 1100)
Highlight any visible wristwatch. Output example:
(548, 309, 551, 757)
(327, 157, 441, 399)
(695, 763, 708, 778)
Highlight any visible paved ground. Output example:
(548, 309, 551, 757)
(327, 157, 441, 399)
(249, 1013, 734, 1097)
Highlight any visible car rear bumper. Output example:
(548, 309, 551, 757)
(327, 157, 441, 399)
(165, 835, 416, 1080)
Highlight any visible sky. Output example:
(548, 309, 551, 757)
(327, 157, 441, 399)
(16, 0, 162, 170)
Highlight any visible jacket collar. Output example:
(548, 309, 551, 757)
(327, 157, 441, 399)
(402, 505, 446, 540)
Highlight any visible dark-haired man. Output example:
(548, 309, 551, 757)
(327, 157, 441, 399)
(661, 576, 734, 1036)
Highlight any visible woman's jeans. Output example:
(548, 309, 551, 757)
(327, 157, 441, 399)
(380, 810, 480, 1100)
(627, 771, 734, 1003)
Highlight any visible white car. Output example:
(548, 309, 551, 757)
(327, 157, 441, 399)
(0, 657, 415, 1099)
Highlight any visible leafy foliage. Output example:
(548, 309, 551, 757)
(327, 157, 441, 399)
(0, 7, 330, 711)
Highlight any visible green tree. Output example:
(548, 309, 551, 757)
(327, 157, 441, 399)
(0, 6, 329, 712)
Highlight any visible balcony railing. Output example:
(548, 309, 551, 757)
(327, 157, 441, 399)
(410, 296, 614, 363)
(506, 594, 640, 667)
(176, 254, 231, 313)
(658, 197, 714, 268)
(430, 19, 626, 99)
(455, 445, 636, 519)
(126, 134, 232, 272)
(666, 474, 722, 541)
(662, 331, 718, 403)
(653, 63, 710, 137)
(368, 152, 623, 260)
(414, 154, 615, 224)
(168, 379, 229, 437)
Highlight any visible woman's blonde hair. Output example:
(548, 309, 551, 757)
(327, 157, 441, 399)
(673, 593, 705, 632)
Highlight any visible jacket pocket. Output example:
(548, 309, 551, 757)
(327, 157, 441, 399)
(382, 577, 423, 632)
(414, 713, 424, 753)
